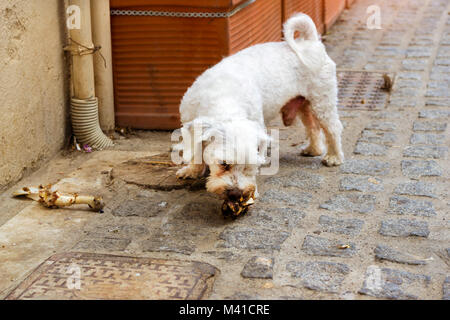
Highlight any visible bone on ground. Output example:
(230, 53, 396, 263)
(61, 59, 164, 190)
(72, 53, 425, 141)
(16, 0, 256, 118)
(281, 96, 306, 126)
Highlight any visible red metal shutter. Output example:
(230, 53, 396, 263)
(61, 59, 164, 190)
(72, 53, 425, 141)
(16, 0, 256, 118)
(282, 0, 325, 35)
(229, 0, 282, 53)
(324, 0, 346, 30)
(110, 0, 281, 130)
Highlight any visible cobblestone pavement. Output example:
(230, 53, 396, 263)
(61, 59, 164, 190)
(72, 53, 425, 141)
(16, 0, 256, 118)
(0, 0, 449, 300)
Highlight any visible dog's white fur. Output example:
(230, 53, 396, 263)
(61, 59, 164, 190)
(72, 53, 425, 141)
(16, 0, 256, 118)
(176, 13, 344, 200)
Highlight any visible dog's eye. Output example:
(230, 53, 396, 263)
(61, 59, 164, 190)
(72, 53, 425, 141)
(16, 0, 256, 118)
(221, 162, 231, 171)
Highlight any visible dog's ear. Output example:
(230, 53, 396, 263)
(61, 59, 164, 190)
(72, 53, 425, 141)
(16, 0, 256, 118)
(181, 119, 224, 163)
(201, 124, 225, 144)
(201, 121, 227, 165)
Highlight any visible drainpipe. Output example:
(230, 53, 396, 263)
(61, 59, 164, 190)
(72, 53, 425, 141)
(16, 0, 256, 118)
(67, 0, 114, 149)
(91, 0, 115, 133)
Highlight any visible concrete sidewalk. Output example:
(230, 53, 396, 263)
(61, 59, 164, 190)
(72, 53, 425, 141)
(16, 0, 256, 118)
(0, 0, 449, 300)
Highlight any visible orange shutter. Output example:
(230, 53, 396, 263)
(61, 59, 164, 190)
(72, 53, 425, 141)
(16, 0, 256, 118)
(324, 0, 346, 30)
(110, 0, 281, 130)
(282, 0, 325, 35)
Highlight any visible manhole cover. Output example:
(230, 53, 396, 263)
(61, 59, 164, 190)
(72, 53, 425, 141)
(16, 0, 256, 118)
(6, 252, 218, 300)
(337, 71, 393, 110)
(111, 153, 206, 191)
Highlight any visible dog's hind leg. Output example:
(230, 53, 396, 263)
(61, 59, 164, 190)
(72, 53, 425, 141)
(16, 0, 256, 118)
(311, 104, 344, 166)
(298, 100, 325, 157)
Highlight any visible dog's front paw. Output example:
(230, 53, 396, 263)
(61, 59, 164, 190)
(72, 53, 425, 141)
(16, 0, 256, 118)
(176, 166, 195, 179)
(322, 153, 344, 167)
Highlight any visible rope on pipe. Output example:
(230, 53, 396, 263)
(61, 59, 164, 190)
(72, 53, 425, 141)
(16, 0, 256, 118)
(71, 97, 114, 149)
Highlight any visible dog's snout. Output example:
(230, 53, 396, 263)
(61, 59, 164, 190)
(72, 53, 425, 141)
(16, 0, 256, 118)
(226, 189, 243, 201)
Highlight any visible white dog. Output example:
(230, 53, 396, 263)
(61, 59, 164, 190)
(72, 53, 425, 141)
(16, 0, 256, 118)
(176, 13, 344, 210)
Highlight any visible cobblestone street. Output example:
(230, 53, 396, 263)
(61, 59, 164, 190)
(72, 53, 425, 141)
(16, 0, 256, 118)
(0, 0, 449, 300)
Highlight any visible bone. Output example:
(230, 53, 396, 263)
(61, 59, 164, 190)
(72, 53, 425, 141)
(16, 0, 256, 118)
(13, 185, 105, 212)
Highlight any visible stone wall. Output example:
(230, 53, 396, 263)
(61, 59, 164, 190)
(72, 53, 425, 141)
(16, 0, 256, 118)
(0, 0, 70, 189)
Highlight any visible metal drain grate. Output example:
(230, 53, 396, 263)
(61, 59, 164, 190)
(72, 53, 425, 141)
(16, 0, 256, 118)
(337, 71, 393, 110)
(6, 252, 218, 300)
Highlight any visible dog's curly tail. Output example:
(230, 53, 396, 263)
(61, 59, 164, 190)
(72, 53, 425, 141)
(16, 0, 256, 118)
(283, 13, 319, 43)
(283, 13, 320, 68)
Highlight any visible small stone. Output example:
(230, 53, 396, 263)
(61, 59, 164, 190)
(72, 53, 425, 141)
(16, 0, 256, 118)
(318, 215, 364, 236)
(444, 277, 450, 300)
(302, 235, 356, 257)
(265, 171, 323, 190)
(426, 88, 450, 98)
(394, 181, 436, 198)
(379, 218, 430, 237)
(425, 98, 450, 107)
(410, 133, 445, 145)
(427, 80, 450, 89)
(431, 65, 450, 73)
(380, 35, 404, 46)
(388, 196, 436, 217)
(354, 142, 388, 156)
(393, 87, 421, 97)
(374, 47, 405, 57)
(338, 110, 358, 118)
(375, 245, 428, 265)
(359, 266, 431, 299)
(286, 261, 350, 293)
(415, 24, 437, 36)
(365, 63, 394, 71)
(429, 71, 450, 81)
(409, 36, 433, 46)
(388, 97, 417, 108)
(435, 58, 450, 66)
(402, 59, 428, 71)
(241, 256, 274, 279)
(441, 33, 450, 45)
(403, 145, 448, 159)
(320, 193, 376, 214)
(406, 47, 432, 57)
(394, 79, 422, 88)
(243, 207, 305, 231)
(339, 176, 383, 192)
(341, 159, 390, 176)
(397, 72, 422, 80)
(359, 130, 397, 146)
(419, 109, 450, 119)
(365, 122, 397, 131)
(401, 160, 442, 178)
(369, 111, 402, 119)
(280, 153, 323, 169)
(413, 121, 447, 132)
(260, 190, 312, 208)
(219, 226, 289, 250)
(142, 235, 196, 255)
